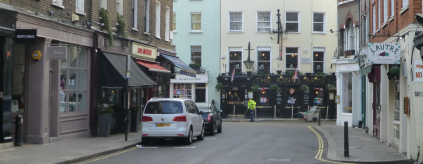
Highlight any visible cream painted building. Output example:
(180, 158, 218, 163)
(220, 0, 337, 75)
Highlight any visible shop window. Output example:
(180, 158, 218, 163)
(342, 73, 352, 113)
(257, 47, 270, 74)
(59, 46, 88, 113)
(195, 83, 206, 102)
(173, 83, 192, 99)
(313, 48, 324, 73)
(313, 87, 324, 105)
(286, 47, 298, 71)
(12, 44, 26, 114)
(229, 48, 242, 73)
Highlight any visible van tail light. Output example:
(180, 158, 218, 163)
(142, 116, 153, 122)
(207, 115, 212, 122)
(173, 116, 186, 122)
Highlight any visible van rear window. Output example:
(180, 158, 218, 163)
(144, 101, 183, 114)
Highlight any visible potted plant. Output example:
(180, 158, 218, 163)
(130, 105, 140, 132)
(98, 106, 113, 137)
(215, 82, 224, 92)
(316, 72, 326, 78)
(189, 63, 201, 68)
(299, 85, 309, 94)
(270, 84, 280, 91)
(251, 85, 260, 92)
(277, 70, 282, 75)
(99, 8, 113, 45)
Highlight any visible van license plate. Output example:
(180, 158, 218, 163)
(156, 123, 170, 127)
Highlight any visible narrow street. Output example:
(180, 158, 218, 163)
(78, 121, 330, 164)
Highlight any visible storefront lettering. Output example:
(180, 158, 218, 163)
(137, 48, 152, 56)
(369, 44, 399, 55)
(177, 77, 201, 81)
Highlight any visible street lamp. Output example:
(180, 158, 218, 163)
(244, 42, 255, 69)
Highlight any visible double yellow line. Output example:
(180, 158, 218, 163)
(79, 147, 137, 164)
(307, 126, 353, 164)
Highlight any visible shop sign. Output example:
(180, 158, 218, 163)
(48, 46, 68, 60)
(171, 74, 208, 83)
(414, 60, 423, 83)
(366, 43, 401, 65)
(131, 42, 157, 60)
(15, 29, 37, 44)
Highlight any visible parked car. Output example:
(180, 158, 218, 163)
(196, 103, 222, 135)
(142, 98, 204, 145)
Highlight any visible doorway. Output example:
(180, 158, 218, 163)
(373, 82, 380, 139)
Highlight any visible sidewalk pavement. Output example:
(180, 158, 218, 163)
(0, 119, 411, 164)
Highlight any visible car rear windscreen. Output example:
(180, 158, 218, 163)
(144, 101, 183, 114)
(196, 104, 210, 112)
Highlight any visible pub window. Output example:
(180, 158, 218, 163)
(173, 83, 192, 99)
(286, 47, 298, 71)
(191, 46, 201, 65)
(257, 11, 271, 32)
(195, 83, 206, 103)
(229, 47, 242, 73)
(59, 45, 88, 113)
(313, 48, 324, 73)
(257, 47, 270, 74)
(285, 12, 299, 33)
(313, 87, 324, 105)
(258, 86, 270, 105)
(342, 73, 352, 113)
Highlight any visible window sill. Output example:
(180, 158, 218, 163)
(287, 32, 301, 34)
(389, 17, 394, 22)
(165, 39, 170, 42)
(156, 36, 161, 39)
(400, 6, 409, 15)
(173, 31, 177, 34)
(189, 31, 203, 34)
(228, 31, 244, 34)
(52, 3, 64, 9)
(312, 32, 326, 34)
(75, 11, 86, 16)
(131, 28, 138, 32)
(144, 32, 150, 36)
(381, 22, 387, 28)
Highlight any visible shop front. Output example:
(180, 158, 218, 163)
(218, 73, 336, 119)
(94, 34, 156, 136)
(170, 74, 208, 102)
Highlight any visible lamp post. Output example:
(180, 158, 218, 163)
(272, 9, 283, 61)
(244, 42, 255, 69)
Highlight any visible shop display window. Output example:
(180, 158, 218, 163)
(313, 87, 324, 105)
(59, 45, 88, 113)
(173, 83, 192, 99)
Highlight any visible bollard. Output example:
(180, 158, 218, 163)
(344, 121, 349, 157)
(318, 109, 321, 126)
(15, 115, 23, 146)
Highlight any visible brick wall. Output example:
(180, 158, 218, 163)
(370, 0, 422, 43)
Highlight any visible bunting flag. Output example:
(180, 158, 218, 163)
(231, 68, 235, 83)
(293, 68, 299, 82)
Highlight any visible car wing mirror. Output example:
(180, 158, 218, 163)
(218, 110, 223, 113)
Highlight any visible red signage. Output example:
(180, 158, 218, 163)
(137, 48, 152, 56)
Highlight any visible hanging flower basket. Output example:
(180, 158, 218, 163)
(215, 82, 224, 92)
(251, 85, 260, 92)
(299, 85, 309, 94)
(326, 83, 336, 91)
(270, 84, 280, 91)
(390, 66, 400, 78)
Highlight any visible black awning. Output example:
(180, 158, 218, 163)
(160, 54, 196, 77)
(99, 51, 156, 88)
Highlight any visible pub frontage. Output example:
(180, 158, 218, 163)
(217, 73, 336, 119)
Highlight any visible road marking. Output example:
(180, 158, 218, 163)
(205, 138, 216, 140)
(307, 126, 353, 164)
(175, 146, 196, 148)
(266, 158, 291, 162)
(79, 147, 137, 164)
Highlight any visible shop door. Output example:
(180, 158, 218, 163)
(373, 82, 380, 139)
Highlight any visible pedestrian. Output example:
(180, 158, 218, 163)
(247, 98, 256, 122)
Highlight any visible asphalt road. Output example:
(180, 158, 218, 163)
(77, 121, 331, 164)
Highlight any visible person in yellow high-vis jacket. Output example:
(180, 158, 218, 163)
(247, 98, 256, 122)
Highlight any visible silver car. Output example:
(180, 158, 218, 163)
(142, 98, 204, 145)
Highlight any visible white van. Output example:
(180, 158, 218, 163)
(141, 98, 204, 145)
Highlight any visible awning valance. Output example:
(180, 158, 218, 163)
(99, 51, 156, 88)
(134, 59, 171, 73)
(160, 54, 196, 77)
